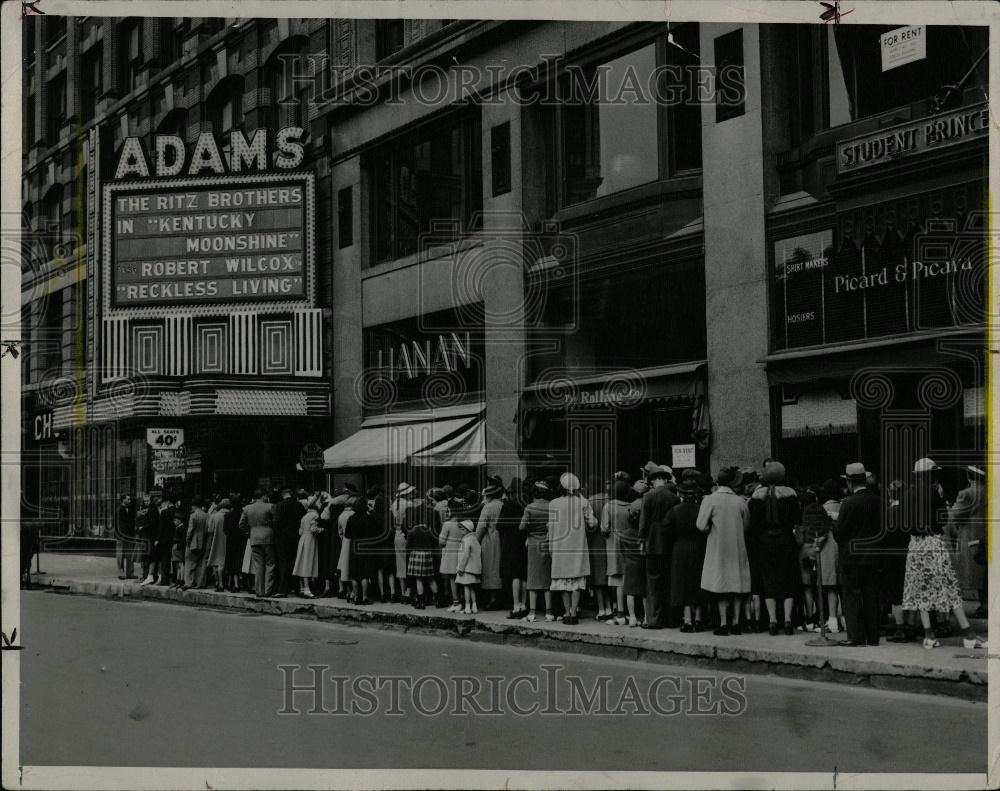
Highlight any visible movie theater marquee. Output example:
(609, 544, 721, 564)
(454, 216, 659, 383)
(102, 129, 315, 319)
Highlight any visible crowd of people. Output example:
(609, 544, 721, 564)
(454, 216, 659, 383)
(112, 455, 988, 650)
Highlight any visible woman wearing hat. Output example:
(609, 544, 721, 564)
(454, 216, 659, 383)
(206, 498, 230, 592)
(748, 461, 802, 636)
(498, 479, 529, 619)
(666, 470, 708, 632)
(519, 480, 554, 622)
(336, 495, 356, 600)
(902, 458, 986, 650)
(455, 519, 482, 614)
(476, 476, 505, 610)
(293, 495, 323, 598)
(602, 480, 636, 626)
(697, 466, 751, 635)
(586, 477, 611, 621)
(391, 483, 416, 603)
(547, 472, 597, 625)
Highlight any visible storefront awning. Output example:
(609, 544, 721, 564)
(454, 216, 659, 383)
(519, 363, 704, 412)
(410, 418, 485, 467)
(320, 404, 483, 470)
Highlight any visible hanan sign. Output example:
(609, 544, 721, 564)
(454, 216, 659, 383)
(837, 104, 988, 174)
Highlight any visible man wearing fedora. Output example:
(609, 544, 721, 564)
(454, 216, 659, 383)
(638, 465, 679, 629)
(240, 489, 277, 597)
(273, 487, 306, 597)
(832, 463, 882, 646)
(949, 465, 987, 618)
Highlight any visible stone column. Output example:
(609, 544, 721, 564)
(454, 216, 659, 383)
(699, 23, 772, 470)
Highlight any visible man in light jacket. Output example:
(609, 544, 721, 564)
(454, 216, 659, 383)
(240, 489, 277, 596)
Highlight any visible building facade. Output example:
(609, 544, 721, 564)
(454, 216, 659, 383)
(22, 16, 988, 551)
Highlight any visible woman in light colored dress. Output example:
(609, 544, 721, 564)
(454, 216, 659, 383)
(293, 497, 322, 598)
(601, 480, 630, 625)
(519, 481, 553, 622)
(547, 472, 596, 625)
(696, 466, 751, 636)
(206, 499, 230, 592)
(475, 479, 504, 609)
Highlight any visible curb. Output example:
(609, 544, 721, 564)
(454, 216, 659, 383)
(37, 576, 988, 702)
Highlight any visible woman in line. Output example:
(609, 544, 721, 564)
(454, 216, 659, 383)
(547, 472, 596, 625)
(293, 495, 323, 598)
(748, 461, 802, 636)
(476, 477, 505, 610)
(587, 477, 611, 621)
(666, 470, 708, 632)
(346, 496, 377, 605)
(601, 479, 631, 626)
(902, 458, 987, 650)
(519, 480, 554, 622)
(336, 495, 356, 600)
(206, 498, 230, 592)
(697, 466, 751, 636)
(498, 479, 528, 619)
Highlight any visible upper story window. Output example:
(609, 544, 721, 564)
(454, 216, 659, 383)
(46, 73, 66, 142)
(547, 26, 702, 211)
(368, 112, 483, 265)
(265, 40, 310, 130)
(375, 19, 405, 60)
(81, 47, 103, 123)
(44, 16, 67, 49)
(208, 77, 245, 144)
(119, 19, 144, 92)
(826, 24, 988, 127)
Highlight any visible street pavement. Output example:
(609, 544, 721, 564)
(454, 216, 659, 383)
(19, 590, 986, 772)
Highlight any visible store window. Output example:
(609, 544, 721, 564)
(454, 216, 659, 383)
(770, 182, 987, 352)
(368, 113, 483, 265)
(826, 25, 987, 127)
(527, 258, 707, 379)
(44, 16, 67, 49)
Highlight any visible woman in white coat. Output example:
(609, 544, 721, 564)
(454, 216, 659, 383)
(547, 472, 597, 625)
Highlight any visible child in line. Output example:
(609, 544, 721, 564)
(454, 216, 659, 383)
(455, 519, 481, 615)
(170, 513, 186, 590)
(439, 513, 465, 612)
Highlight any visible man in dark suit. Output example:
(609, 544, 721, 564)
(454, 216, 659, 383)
(116, 494, 135, 580)
(638, 465, 680, 629)
(240, 489, 277, 596)
(833, 462, 883, 646)
(155, 496, 177, 586)
(273, 488, 306, 597)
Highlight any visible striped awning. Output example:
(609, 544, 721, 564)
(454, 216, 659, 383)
(410, 418, 485, 467)
(320, 404, 484, 469)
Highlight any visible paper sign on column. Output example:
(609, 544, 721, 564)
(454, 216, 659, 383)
(672, 444, 696, 468)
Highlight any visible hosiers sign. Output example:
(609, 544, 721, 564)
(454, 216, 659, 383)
(771, 197, 986, 351)
(363, 305, 485, 409)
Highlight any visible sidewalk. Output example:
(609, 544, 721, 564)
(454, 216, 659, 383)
(29, 553, 988, 700)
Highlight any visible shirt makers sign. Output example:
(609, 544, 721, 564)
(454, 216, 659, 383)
(107, 128, 310, 307)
